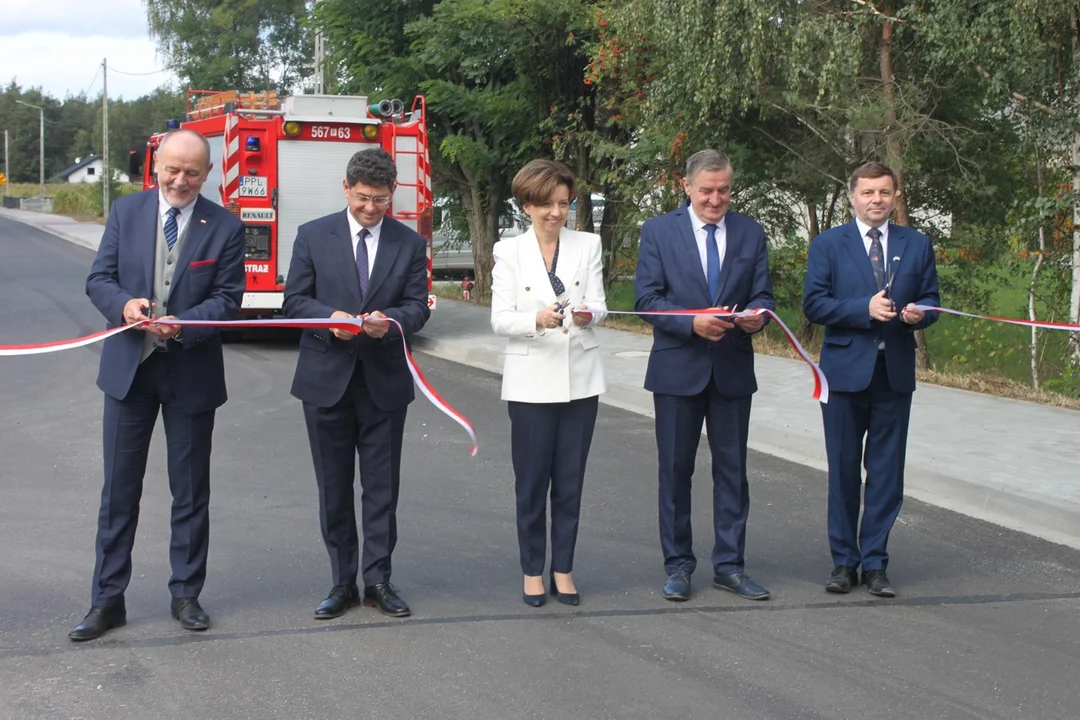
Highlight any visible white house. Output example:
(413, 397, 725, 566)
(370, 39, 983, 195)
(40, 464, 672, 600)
(57, 155, 130, 184)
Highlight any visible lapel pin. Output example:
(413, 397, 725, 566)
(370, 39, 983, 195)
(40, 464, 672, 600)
(200, 219, 207, 224)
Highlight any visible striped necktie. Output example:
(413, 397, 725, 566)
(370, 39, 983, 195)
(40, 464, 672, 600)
(165, 207, 180, 251)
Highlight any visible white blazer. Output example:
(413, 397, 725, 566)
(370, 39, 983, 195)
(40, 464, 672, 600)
(491, 227, 608, 403)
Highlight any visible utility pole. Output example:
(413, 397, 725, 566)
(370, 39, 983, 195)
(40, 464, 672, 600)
(15, 100, 45, 199)
(2, 129, 8, 201)
(102, 57, 109, 213)
(313, 0, 325, 93)
(314, 31, 325, 93)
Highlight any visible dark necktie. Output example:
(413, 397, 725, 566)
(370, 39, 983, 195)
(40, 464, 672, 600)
(868, 227, 885, 289)
(356, 228, 370, 301)
(705, 223, 720, 300)
(165, 207, 180, 251)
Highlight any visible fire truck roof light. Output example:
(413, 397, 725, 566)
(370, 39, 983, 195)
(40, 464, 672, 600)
(362, 125, 379, 140)
(166, 119, 180, 129)
(283, 121, 301, 137)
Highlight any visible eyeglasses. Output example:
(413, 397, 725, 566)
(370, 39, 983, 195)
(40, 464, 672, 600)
(349, 193, 392, 208)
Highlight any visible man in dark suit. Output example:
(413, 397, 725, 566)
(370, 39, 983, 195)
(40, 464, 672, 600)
(635, 149, 775, 602)
(71, 129, 245, 641)
(803, 162, 940, 597)
(284, 148, 430, 618)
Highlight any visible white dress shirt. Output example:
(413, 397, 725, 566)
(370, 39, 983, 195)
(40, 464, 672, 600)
(855, 218, 890, 270)
(688, 206, 727, 280)
(346, 211, 381, 276)
(157, 191, 196, 237)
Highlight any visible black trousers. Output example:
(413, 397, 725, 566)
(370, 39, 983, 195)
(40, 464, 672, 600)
(303, 360, 406, 588)
(92, 351, 216, 606)
(507, 396, 599, 576)
(654, 383, 752, 576)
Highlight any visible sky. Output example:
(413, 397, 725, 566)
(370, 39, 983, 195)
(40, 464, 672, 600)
(1, 0, 177, 100)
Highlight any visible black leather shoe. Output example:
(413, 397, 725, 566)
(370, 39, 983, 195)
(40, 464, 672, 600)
(825, 565, 859, 594)
(662, 570, 691, 601)
(314, 584, 361, 619)
(363, 583, 411, 617)
(713, 571, 771, 600)
(862, 569, 896, 597)
(69, 605, 126, 642)
(170, 597, 210, 631)
(550, 570, 580, 606)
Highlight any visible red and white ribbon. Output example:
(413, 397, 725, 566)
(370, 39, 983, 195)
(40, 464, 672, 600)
(0, 316, 478, 456)
(604, 307, 829, 403)
(913, 305, 1080, 332)
(0, 322, 145, 356)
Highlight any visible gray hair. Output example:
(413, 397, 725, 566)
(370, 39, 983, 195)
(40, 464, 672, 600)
(158, 129, 212, 167)
(346, 148, 398, 190)
(685, 149, 733, 183)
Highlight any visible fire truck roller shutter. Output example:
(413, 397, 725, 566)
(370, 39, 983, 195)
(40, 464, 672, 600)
(277, 139, 379, 283)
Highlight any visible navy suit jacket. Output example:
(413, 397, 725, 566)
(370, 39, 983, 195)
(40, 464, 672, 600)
(803, 221, 940, 394)
(635, 208, 775, 397)
(283, 211, 431, 410)
(86, 191, 245, 414)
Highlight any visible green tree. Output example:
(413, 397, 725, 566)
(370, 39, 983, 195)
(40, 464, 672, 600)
(145, 0, 313, 92)
(315, 0, 599, 299)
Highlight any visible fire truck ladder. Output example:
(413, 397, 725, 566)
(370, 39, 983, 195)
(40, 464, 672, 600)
(388, 96, 433, 239)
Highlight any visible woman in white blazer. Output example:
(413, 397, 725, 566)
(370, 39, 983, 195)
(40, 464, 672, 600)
(490, 160, 608, 608)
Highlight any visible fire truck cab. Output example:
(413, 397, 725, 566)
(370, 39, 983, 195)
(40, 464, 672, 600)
(137, 90, 434, 316)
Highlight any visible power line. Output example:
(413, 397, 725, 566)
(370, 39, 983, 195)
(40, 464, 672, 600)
(80, 66, 102, 98)
(108, 67, 170, 77)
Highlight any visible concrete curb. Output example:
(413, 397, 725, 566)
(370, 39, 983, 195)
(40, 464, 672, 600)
(0, 210, 102, 252)
(413, 332, 1080, 551)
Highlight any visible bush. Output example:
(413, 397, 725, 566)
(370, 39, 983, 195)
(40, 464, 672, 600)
(49, 181, 142, 218)
(51, 184, 99, 216)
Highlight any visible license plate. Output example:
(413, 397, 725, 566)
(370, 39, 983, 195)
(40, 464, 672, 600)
(239, 176, 268, 197)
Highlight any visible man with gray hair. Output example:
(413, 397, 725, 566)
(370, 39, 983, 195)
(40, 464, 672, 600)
(634, 148, 775, 603)
(72, 128, 246, 641)
(284, 147, 430, 618)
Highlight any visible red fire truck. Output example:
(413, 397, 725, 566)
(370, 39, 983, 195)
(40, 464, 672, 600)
(137, 90, 435, 315)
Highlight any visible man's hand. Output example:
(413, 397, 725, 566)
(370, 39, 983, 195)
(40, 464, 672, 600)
(571, 305, 593, 327)
(362, 310, 390, 339)
(869, 289, 897, 322)
(900, 304, 925, 325)
(122, 298, 152, 328)
(147, 315, 181, 340)
(734, 311, 765, 333)
(330, 310, 359, 340)
(692, 307, 734, 343)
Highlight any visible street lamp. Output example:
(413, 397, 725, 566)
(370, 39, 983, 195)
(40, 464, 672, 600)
(14, 100, 44, 200)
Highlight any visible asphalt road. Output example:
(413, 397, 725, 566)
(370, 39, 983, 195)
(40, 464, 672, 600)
(1, 216, 1078, 720)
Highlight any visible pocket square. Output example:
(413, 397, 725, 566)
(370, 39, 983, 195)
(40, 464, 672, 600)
(190, 259, 216, 268)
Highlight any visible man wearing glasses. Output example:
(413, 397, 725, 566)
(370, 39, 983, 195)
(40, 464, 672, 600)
(283, 148, 431, 618)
